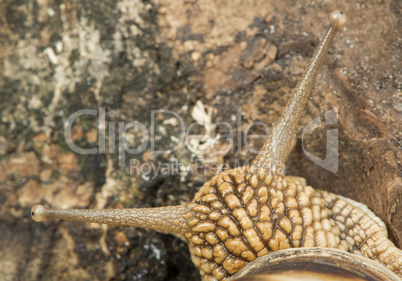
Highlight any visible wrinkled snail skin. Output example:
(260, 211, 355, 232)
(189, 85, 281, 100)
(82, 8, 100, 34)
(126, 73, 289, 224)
(30, 10, 402, 281)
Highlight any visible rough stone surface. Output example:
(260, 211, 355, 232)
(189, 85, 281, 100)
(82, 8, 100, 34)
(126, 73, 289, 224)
(0, 0, 400, 280)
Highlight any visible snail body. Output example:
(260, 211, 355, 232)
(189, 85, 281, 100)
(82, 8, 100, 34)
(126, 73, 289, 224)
(31, 10, 402, 281)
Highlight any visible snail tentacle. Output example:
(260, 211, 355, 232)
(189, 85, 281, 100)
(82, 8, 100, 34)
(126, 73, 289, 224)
(251, 10, 347, 171)
(31, 204, 190, 235)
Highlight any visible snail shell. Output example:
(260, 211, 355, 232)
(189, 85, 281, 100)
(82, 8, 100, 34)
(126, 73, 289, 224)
(230, 248, 399, 281)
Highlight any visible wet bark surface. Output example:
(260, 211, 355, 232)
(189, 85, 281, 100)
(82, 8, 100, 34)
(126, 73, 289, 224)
(0, 0, 400, 280)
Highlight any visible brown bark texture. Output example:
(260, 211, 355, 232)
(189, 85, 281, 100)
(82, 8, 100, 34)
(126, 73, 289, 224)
(0, 0, 400, 280)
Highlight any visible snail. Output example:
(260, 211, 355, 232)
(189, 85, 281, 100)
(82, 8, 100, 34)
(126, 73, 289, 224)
(31, 10, 402, 281)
